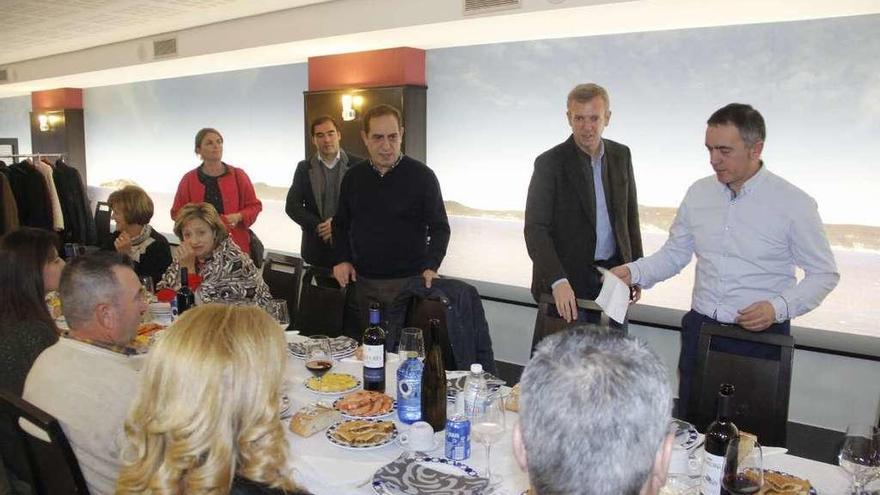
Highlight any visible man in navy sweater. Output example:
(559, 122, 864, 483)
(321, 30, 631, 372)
(332, 104, 450, 328)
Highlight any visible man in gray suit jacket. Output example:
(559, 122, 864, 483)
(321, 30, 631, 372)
(286, 115, 363, 269)
(525, 83, 643, 323)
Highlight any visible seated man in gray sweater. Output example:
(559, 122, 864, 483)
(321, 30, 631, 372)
(24, 252, 147, 495)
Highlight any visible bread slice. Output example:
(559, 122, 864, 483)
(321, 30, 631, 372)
(289, 404, 342, 437)
(505, 383, 520, 412)
(736, 431, 758, 465)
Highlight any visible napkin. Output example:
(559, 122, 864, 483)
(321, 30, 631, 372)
(595, 267, 630, 324)
(372, 453, 489, 495)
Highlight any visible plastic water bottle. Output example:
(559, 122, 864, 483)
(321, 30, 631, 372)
(462, 363, 487, 416)
(396, 353, 424, 424)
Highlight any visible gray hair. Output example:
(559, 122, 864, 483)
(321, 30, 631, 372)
(707, 103, 766, 147)
(59, 252, 133, 330)
(520, 327, 673, 495)
(567, 83, 610, 110)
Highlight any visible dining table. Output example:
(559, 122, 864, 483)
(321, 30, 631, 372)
(281, 332, 851, 495)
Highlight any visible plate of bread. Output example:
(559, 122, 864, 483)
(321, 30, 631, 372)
(334, 391, 396, 419)
(759, 470, 816, 495)
(304, 373, 360, 394)
(327, 419, 398, 450)
(289, 403, 343, 437)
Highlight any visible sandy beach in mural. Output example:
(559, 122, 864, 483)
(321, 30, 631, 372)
(92, 184, 879, 338)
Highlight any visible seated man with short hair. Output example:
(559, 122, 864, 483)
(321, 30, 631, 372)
(513, 328, 674, 495)
(23, 252, 147, 495)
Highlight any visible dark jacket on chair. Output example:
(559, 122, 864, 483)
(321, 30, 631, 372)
(387, 277, 496, 374)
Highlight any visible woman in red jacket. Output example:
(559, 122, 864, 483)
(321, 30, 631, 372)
(171, 127, 262, 255)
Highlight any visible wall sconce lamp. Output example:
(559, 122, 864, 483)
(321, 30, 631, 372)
(37, 112, 64, 132)
(341, 94, 364, 121)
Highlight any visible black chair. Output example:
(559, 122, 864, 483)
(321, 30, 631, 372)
(93, 201, 112, 249)
(0, 390, 90, 495)
(295, 266, 347, 337)
(262, 252, 304, 329)
(531, 293, 619, 355)
(405, 296, 457, 371)
(687, 324, 794, 447)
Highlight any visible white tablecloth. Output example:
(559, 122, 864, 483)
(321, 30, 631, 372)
(282, 335, 850, 495)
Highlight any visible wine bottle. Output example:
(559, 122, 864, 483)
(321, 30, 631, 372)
(362, 302, 386, 392)
(421, 318, 448, 432)
(701, 383, 738, 495)
(176, 267, 195, 315)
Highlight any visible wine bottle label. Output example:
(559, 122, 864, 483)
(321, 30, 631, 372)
(363, 344, 384, 368)
(700, 452, 725, 495)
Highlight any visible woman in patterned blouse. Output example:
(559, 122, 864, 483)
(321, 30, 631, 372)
(158, 202, 271, 308)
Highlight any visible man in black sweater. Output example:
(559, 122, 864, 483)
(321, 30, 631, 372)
(332, 104, 450, 327)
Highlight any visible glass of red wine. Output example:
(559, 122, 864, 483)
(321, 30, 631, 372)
(305, 335, 333, 376)
(722, 435, 764, 495)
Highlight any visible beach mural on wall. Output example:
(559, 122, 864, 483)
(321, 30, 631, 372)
(83, 14, 879, 336)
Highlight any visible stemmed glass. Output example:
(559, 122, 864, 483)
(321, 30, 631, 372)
(139, 275, 155, 303)
(268, 299, 290, 328)
(305, 335, 333, 377)
(470, 390, 506, 486)
(399, 327, 425, 361)
(722, 435, 764, 495)
(838, 424, 880, 494)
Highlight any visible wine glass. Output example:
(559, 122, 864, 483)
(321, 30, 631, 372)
(399, 327, 425, 361)
(722, 436, 763, 495)
(268, 298, 290, 328)
(139, 275, 155, 303)
(470, 390, 506, 486)
(305, 335, 333, 376)
(838, 424, 880, 494)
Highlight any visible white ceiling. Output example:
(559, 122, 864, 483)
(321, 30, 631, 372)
(0, 0, 878, 98)
(0, 0, 334, 65)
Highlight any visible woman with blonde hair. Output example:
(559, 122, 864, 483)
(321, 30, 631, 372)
(117, 304, 307, 494)
(157, 202, 271, 307)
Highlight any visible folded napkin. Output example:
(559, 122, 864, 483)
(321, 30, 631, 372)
(372, 453, 489, 495)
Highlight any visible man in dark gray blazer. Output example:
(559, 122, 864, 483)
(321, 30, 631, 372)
(286, 115, 363, 270)
(525, 83, 643, 323)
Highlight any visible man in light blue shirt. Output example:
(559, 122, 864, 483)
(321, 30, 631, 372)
(612, 103, 838, 416)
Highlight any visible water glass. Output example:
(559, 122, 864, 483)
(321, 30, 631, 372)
(399, 327, 425, 360)
(839, 424, 880, 493)
(722, 436, 763, 495)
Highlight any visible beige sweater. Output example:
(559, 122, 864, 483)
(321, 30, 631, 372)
(23, 337, 144, 495)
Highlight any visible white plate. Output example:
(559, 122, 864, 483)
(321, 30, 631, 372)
(304, 374, 361, 395)
(326, 419, 398, 450)
(671, 419, 699, 450)
(333, 394, 397, 419)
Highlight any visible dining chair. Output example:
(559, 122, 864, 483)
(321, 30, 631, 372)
(93, 201, 112, 250)
(262, 252, 304, 330)
(295, 265, 347, 337)
(405, 295, 457, 370)
(686, 324, 794, 447)
(530, 293, 619, 355)
(0, 390, 91, 495)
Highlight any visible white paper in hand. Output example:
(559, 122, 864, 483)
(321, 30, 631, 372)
(595, 267, 630, 324)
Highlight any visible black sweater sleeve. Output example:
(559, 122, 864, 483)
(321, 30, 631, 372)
(422, 169, 450, 272)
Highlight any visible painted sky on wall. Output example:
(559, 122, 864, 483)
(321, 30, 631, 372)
(427, 14, 880, 226)
(84, 62, 308, 191)
(76, 14, 879, 226)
